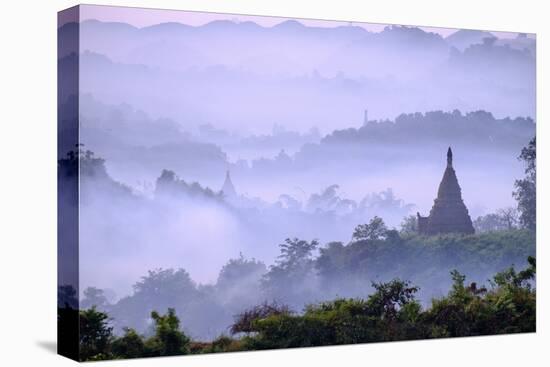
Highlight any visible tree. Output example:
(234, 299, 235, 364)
(108, 268, 198, 338)
(352, 216, 388, 241)
(261, 238, 319, 306)
(274, 238, 319, 270)
(492, 256, 536, 290)
(399, 215, 417, 234)
(367, 279, 419, 320)
(79, 307, 113, 361)
(474, 213, 503, 232)
(81, 287, 110, 310)
(132, 268, 197, 309)
(146, 308, 190, 356)
(216, 254, 267, 310)
(513, 137, 536, 230)
(473, 207, 518, 232)
(111, 328, 146, 359)
(497, 207, 519, 230)
(230, 301, 292, 335)
(216, 253, 266, 289)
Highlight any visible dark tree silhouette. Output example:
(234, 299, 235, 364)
(352, 216, 388, 241)
(79, 307, 113, 361)
(513, 137, 536, 230)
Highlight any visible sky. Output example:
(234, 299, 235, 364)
(59, 3, 526, 39)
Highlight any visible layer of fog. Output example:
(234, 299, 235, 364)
(78, 159, 416, 294)
(59, 20, 536, 135)
(77, 95, 533, 213)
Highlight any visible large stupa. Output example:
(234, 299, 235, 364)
(417, 147, 475, 235)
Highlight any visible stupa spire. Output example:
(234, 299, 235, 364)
(221, 170, 237, 198)
(447, 146, 453, 167)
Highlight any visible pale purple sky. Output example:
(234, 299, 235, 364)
(60, 4, 524, 39)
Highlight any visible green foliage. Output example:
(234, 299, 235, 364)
(79, 307, 191, 361)
(231, 301, 292, 335)
(77, 258, 535, 360)
(109, 268, 198, 336)
(111, 328, 146, 359)
(237, 259, 535, 349)
(316, 228, 535, 300)
(240, 279, 424, 349)
(195, 335, 244, 354)
(424, 257, 536, 337)
(146, 308, 190, 356)
(79, 307, 113, 361)
(367, 279, 419, 320)
(492, 256, 536, 289)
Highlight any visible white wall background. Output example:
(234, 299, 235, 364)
(0, 0, 547, 366)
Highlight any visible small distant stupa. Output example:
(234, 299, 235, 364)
(221, 170, 237, 198)
(417, 147, 475, 235)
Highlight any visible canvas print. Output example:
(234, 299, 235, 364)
(58, 4, 536, 361)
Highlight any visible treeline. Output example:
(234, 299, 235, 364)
(67, 226, 535, 342)
(322, 110, 534, 148)
(63, 256, 535, 361)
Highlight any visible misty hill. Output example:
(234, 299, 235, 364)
(155, 169, 223, 202)
(321, 110, 533, 150)
(449, 37, 535, 89)
(78, 94, 228, 187)
(445, 31, 535, 57)
(71, 19, 533, 77)
(70, 50, 534, 137)
(58, 19, 535, 127)
(496, 33, 536, 55)
(77, 95, 324, 187)
(285, 109, 535, 178)
(267, 109, 533, 184)
(445, 29, 495, 51)
(73, 94, 534, 218)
